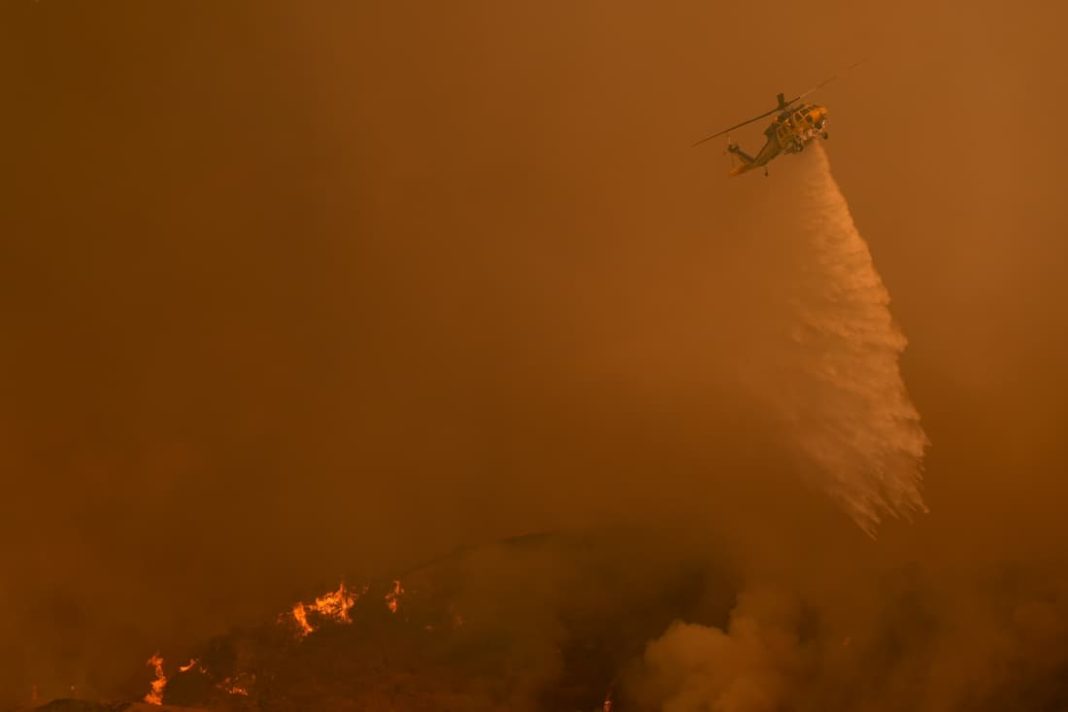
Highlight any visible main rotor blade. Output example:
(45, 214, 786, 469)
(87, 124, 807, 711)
(692, 61, 865, 148)
(691, 105, 782, 147)
(788, 59, 867, 104)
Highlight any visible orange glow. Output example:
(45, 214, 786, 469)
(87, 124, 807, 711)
(287, 582, 358, 637)
(219, 674, 253, 696)
(143, 653, 166, 706)
(291, 601, 314, 636)
(385, 580, 404, 614)
(178, 658, 200, 673)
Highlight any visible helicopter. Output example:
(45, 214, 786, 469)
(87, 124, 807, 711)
(693, 70, 855, 176)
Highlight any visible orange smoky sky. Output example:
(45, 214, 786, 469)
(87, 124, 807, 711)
(1, 0, 1066, 708)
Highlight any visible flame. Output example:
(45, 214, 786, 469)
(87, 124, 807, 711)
(287, 582, 358, 637)
(385, 579, 404, 614)
(178, 658, 200, 673)
(291, 601, 314, 636)
(219, 673, 255, 697)
(143, 653, 167, 706)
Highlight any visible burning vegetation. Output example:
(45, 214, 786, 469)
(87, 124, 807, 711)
(18, 531, 1068, 712)
(27, 532, 730, 712)
(285, 582, 361, 639)
(142, 655, 166, 706)
(133, 580, 378, 706)
(385, 580, 405, 615)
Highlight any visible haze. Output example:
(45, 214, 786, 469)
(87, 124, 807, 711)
(2, 1, 1066, 709)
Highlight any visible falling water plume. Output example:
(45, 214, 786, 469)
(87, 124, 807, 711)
(770, 143, 928, 534)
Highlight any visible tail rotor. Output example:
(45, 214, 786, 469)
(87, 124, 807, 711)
(724, 134, 740, 170)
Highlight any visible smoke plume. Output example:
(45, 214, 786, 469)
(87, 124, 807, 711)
(6, 2, 1068, 709)
(628, 563, 1068, 712)
(632, 589, 805, 712)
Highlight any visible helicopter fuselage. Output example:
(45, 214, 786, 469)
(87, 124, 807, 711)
(771, 103, 829, 152)
(728, 103, 829, 176)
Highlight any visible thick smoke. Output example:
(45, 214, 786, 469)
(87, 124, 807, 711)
(6, 2, 1068, 710)
(628, 564, 1068, 712)
(632, 589, 804, 712)
(747, 143, 928, 534)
